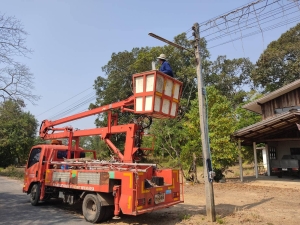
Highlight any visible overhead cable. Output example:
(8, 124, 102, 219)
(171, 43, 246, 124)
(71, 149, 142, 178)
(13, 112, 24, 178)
(37, 85, 93, 117)
(208, 15, 300, 49)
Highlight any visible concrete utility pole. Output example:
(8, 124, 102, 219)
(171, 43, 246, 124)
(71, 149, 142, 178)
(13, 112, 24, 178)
(148, 28, 216, 222)
(192, 22, 216, 222)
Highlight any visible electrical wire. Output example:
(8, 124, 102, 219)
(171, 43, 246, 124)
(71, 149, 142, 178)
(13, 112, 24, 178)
(199, 0, 268, 26)
(207, 14, 300, 49)
(48, 91, 95, 118)
(184, 27, 193, 35)
(205, 4, 298, 42)
(199, 0, 278, 30)
(49, 92, 96, 120)
(202, 1, 295, 40)
(49, 95, 97, 121)
(36, 85, 93, 117)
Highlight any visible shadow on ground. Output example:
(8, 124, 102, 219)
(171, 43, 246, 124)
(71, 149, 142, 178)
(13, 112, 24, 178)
(0, 191, 84, 225)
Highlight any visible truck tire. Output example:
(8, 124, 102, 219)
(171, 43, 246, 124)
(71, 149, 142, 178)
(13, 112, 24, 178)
(30, 183, 40, 206)
(82, 194, 106, 223)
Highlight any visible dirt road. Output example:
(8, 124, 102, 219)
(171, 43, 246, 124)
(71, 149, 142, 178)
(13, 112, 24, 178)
(1, 175, 299, 225)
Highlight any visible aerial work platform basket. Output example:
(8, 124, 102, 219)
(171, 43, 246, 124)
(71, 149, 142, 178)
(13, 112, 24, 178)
(132, 70, 183, 118)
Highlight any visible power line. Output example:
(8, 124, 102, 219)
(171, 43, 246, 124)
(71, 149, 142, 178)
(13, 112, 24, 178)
(37, 85, 93, 117)
(202, 1, 295, 40)
(199, 0, 277, 29)
(49, 95, 97, 121)
(190, 0, 300, 51)
(50, 92, 96, 120)
(208, 14, 300, 49)
(184, 27, 193, 35)
(205, 4, 298, 42)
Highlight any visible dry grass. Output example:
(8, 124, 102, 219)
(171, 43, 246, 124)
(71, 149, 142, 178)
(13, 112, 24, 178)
(0, 166, 24, 180)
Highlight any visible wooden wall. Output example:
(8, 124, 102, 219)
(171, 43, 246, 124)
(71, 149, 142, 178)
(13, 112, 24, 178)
(262, 88, 300, 119)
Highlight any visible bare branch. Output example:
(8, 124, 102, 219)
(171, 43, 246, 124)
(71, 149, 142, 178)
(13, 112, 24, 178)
(0, 64, 40, 105)
(0, 13, 38, 105)
(0, 14, 32, 66)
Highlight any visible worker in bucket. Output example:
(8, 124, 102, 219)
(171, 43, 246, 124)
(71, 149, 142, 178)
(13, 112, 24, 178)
(157, 54, 174, 77)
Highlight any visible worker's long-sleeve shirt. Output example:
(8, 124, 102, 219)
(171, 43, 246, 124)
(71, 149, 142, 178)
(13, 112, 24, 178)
(159, 61, 174, 77)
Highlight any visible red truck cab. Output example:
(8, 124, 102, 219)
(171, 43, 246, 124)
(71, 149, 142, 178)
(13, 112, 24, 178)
(23, 143, 95, 200)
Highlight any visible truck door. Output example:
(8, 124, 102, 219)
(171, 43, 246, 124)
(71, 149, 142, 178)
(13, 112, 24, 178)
(25, 147, 43, 184)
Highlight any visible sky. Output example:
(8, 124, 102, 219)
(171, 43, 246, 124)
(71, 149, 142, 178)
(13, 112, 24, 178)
(2, 0, 300, 132)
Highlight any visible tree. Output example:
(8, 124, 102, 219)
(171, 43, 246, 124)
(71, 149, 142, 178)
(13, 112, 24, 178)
(234, 91, 263, 163)
(0, 100, 38, 167)
(182, 86, 238, 174)
(91, 32, 252, 175)
(0, 14, 39, 104)
(90, 33, 204, 152)
(91, 33, 209, 126)
(79, 136, 110, 159)
(251, 23, 300, 93)
(205, 55, 254, 107)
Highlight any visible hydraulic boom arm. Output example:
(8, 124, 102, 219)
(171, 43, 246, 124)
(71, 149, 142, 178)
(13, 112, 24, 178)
(38, 70, 182, 163)
(39, 95, 135, 138)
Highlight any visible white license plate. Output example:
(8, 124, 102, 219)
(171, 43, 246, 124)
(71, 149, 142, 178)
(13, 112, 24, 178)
(154, 193, 165, 204)
(282, 168, 288, 171)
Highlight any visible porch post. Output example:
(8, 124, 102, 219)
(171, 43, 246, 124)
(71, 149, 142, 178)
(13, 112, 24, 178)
(238, 139, 243, 182)
(265, 144, 270, 176)
(253, 142, 258, 178)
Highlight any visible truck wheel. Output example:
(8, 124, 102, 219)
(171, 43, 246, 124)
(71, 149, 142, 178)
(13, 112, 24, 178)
(82, 194, 106, 223)
(30, 183, 40, 206)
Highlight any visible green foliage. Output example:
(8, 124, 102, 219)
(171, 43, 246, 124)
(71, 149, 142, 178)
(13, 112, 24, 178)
(216, 215, 225, 224)
(91, 32, 256, 170)
(79, 136, 110, 159)
(206, 86, 238, 171)
(182, 87, 238, 172)
(252, 23, 300, 93)
(205, 55, 254, 107)
(33, 136, 47, 145)
(179, 213, 191, 221)
(234, 91, 262, 162)
(0, 100, 38, 167)
(91, 33, 207, 123)
(150, 118, 189, 168)
(91, 33, 202, 151)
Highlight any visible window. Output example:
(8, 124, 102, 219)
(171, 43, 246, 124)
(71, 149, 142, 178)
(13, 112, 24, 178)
(56, 150, 85, 159)
(57, 150, 69, 159)
(269, 146, 277, 160)
(27, 148, 41, 168)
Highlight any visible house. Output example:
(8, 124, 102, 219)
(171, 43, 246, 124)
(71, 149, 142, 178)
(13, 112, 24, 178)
(233, 79, 300, 179)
